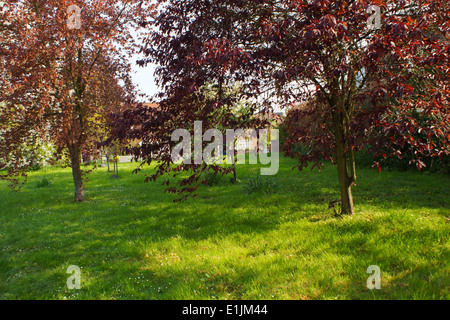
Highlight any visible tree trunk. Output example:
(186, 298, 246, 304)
(332, 111, 355, 215)
(100, 148, 104, 167)
(70, 147, 85, 202)
(232, 160, 237, 182)
(336, 139, 354, 215)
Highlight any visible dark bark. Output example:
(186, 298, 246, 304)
(70, 147, 85, 202)
(332, 110, 355, 215)
(231, 160, 237, 183)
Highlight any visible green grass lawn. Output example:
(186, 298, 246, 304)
(0, 157, 449, 300)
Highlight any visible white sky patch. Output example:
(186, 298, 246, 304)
(130, 57, 158, 101)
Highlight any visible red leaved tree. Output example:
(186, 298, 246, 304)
(115, 0, 448, 212)
(111, 1, 268, 201)
(268, 0, 449, 214)
(0, 0, 153, 201)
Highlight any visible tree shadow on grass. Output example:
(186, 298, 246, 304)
(1, 162, 448, 299)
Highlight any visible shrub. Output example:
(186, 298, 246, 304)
(355, 110, 450, 174)
(355, 148, 450, 174)
(244, 174, 278, 195)
(29, 163, 42, 172)
(203, 171, 223, 186)
(36, 177, 51, 188)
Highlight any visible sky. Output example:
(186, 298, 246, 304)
(129, 57, 159, 101)
(128, 54, 285, 114)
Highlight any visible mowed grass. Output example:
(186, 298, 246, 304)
(0, 156, 449, 300)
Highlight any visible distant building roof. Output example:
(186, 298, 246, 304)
(140, 103, 160, 110)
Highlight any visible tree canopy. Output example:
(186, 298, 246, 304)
(0, 0, 154, 200)
(117, 0, 448, 212)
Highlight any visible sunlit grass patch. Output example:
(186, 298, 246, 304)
(0, 158, 448, 300)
